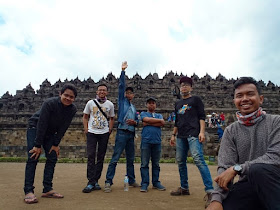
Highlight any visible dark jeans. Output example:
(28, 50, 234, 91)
(140, 142, 161, 187)
(223, 163, 280, 210)
(24, 128, 58, 194)
(86, 132, 109, 185)
(105, 129, 136, 185)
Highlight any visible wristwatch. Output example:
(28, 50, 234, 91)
(233, 164, 242, 175)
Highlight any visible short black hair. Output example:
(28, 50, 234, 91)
(61, 83, 77, 97)
(125, 87, 134, 92)
(233, 77, 261, 95)
(97, 83, 108, 90)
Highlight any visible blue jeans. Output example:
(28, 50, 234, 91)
(140, 143, 161, 187)
(176, 136, 213, 192)
(24, 128, 58, 194)
(105, 129, 136, 185)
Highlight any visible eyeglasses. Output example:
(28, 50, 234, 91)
(126, 92, 134, 95)
(180, 83, 191, 87)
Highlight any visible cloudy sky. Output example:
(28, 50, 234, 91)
(0, 0, 280, 96)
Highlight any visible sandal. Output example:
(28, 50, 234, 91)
(24, 193, 38, 204)
(41, 191, 64, 198)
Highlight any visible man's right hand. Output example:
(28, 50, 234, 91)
(29, 146, 42, 159)
(122, 61, 128, 71)
(206, 201, 223, 210)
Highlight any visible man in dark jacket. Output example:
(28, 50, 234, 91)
(24, 83, 77, 204)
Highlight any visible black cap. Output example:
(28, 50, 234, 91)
(125, 87, 134, 92)
(146, 97, 157, 103)
(179, 76, 193, 86)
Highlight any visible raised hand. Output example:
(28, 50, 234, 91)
(122, 61, 128, 71)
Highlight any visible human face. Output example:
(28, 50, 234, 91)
(96, 85, 108, 99)
(147, 100, 156, 112)
(234, 83, 264, 116)
(125, 91, 134, 101)
(60, 89, 75, 106)
(180, 82, 192, 97)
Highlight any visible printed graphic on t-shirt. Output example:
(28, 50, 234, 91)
(91, 106, 108, 129)
(178, 104, 192, 114)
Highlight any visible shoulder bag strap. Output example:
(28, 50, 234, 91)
(93, 99, 109, 122)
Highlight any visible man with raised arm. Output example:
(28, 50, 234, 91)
(104, 61, 139, 192)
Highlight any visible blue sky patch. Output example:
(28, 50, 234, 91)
(0, 15, 5, 25)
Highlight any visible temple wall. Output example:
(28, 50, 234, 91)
(0, 72, 279, 158)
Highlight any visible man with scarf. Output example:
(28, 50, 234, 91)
(207, 77, 280, 210)
(82, 84, 115, 193)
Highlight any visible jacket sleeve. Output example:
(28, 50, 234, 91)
(53, 107, 77, 146)
(118, 71, 126, 121)
(34, 101, 52, 147)
(211, 126, 238, 203)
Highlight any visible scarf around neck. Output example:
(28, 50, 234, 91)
(96, 95, 107, 103)
(236, 107, 266, 126)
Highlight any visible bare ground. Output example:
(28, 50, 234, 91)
(0, 162, 217, 210)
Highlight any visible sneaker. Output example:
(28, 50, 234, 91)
(140, 185, 148, 192)
(95, 183, 101, 190)
(104, 183, 112, 193)
(82, 184, 95, 193)
(204, 192, 212, 209)
(170, 187, 190, 196)
(129, 182, 140, 187)
(152, 183, 166, 191)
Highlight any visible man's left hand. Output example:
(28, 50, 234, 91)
(214, 167, 236, 191)
(49, 146, 60, 157)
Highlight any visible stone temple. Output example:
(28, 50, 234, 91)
(0, 71, 279, 158)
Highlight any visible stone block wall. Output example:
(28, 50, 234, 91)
(0, 122, 219, 158)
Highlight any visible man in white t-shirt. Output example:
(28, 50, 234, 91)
(82, 84, 115, 193)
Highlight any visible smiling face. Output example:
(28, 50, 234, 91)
(96, 85, 108, 99)
(60, 89, 75, 106)
(233, 83, 264, 115)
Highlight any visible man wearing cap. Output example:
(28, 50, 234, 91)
(170, 76, 214, 208)
(104, 61, 139, 192)
(139, 97, 165, 192)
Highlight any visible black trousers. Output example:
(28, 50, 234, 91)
(223, 163, 280, 210)
(86, 132, 110, 185)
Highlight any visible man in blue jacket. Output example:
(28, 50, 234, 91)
(104, 61, 139, 192)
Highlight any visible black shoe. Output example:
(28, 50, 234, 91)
(82, 184, 95, 193)
(95, 183, 101, 190)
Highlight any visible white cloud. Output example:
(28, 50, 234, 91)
(0, 0, 280, 96)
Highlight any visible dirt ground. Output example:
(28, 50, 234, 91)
(0, 162, 218, 210)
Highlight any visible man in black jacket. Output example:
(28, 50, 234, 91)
(24, 83, 77, 204)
